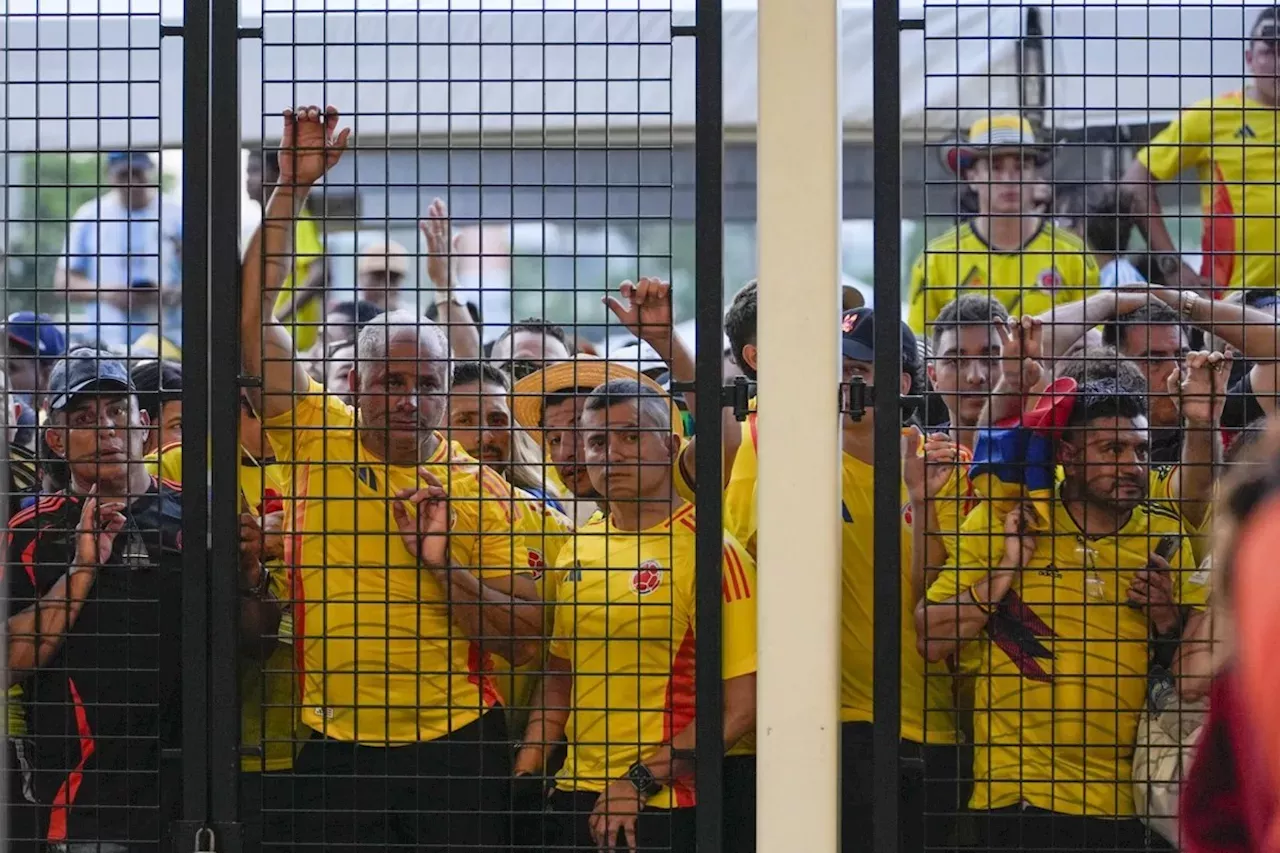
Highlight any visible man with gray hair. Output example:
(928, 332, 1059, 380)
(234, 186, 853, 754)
(240, 105, 540, 851)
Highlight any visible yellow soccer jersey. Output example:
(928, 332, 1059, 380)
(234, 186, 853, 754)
(273, 212, 325, 353)
(907, 221, 1100, 335)
(549, 505, 758, 809)
(723, 405, 759, 559)
(925, 473, 1208, 817)
(841, 453, 958, 745)
(144, 441, 302, 772)
(265, 379, 526, 745)
(1139, 92, 1280, 291)
(491, 487, 575, 726)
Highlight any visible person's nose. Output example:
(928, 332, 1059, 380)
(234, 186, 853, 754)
(964, 358, 987, 387)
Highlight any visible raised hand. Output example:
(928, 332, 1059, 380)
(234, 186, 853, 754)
(1128, 555, 1180, 635)
(903, 426, 963, 505)
(74, 487, 127, 570)
(603, 277, 674, 353)
(419, 197, 459, 291)
(391, 467, 452, 569)
(993, 315, 1044, 390)
(278, 105, 351, 189)
(999, 503, 1038, 570)
(1172, 349, 1232, 426)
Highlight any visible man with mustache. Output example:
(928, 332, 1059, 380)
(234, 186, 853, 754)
(6, 351, 277, 852)
(240, 105, 542, 851)
(918, 355, 1225, 853)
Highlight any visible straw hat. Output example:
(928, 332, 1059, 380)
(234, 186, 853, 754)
(512, 356, 686, 443)
(943, 114, 1047, 175)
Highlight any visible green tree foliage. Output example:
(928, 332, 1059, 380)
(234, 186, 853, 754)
(3, 154, 104, 315)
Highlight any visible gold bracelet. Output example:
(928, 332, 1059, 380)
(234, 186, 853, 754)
(969, 583, 995, 615)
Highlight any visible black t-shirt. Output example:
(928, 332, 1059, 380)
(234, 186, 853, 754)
(7, 479, 184, 846)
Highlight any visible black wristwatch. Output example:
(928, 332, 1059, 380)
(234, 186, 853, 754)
(625, 762, 662, 799)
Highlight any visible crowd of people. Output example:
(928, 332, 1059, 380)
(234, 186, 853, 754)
(11, 6, 1280, 853)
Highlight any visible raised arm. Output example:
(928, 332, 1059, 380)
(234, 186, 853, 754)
(603, 278, 743, 488)
(978, 316, 1045, 429)
(241, 105, 350, 419)
(1121, 158, 1209, 294)
(1035, 291, 1151, 358)
(420, 197, 481, 360)
(1141, 287, 1280, 413)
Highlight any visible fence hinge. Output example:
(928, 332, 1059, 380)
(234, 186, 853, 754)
(670, 24, 697, 38)
(160, 24, 184, 37)
(899, 18, 925, 31)
(238, 26, 264, 39)
(667, 376, 757, 422)
(844, 377, 924, 423)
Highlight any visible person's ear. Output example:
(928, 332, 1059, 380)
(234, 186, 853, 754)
(348, 369, 361, 395)
(44, 425, 66, 459)
(741, 344, 758, 374)
(1056, 437, 1077, 466)
(926, 362, 938, 388)
(900, 372, 912, 396)
(667, 432, 681, 463)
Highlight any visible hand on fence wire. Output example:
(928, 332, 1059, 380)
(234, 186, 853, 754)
(994, 315, 1044, 392)
(278, 104, 351, 189)
(999, 503, 1039, 571)
(604, 277, 674, 353)
(74, 487, 126, 571)
(589, 779, 645, 853)
(1128, 556, 1179, 635)
(1174, 350, 1232, 426)
(392, 467, 451, 569)
(902, 425, 962, 504)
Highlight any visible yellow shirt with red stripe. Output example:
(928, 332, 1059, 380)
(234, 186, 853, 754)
(907, 221, 1100, 335)
(1139, 91, 1280, 291)
(144, 441, 302, 772)
(264, 379, 525, 745)
(925, 471, 1209, 817)
(549, 505, 758, 809)
(491, 488, 575, 723)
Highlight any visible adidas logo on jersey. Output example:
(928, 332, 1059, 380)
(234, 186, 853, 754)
(1237, 124, 1257, 139)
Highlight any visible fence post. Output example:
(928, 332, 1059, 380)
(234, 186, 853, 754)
(755, 0, 843, 850)
(693, 0, 726, 851)
(208, 0, 244, 848)
(870, 2, 904, 853)
(176, 0, 212, 848)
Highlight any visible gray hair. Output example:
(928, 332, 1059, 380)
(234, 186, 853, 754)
(582, 378, 672, 432)
(354, 310, 449, 381)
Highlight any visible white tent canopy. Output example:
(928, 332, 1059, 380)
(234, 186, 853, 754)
(0, 1, 1022, 151)
(1046, 2, 1273, 131)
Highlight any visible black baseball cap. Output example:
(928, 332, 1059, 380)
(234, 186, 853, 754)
(46, 350, 134, 411)
(840, 307, 920, 374)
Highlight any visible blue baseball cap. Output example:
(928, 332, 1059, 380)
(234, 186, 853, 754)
(5, 312, 67, 359)
(840, 307, 920, 375)
(105, 151, 154, 173)
(46, 350, 134, 412)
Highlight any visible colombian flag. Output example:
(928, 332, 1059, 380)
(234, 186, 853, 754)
(968, 377, 1076, 530)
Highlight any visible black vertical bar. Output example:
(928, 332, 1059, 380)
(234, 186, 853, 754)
(871, 2, 902, 853)
(179, 0, 212, 840)
(692, 0, 725, 851)
(208, 0, 243, 846)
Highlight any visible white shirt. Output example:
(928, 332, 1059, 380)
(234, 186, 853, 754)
(62, 193, 183, 289)
(1098, 257, 1146, 289)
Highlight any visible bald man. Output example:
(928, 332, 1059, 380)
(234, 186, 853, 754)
(240, 105, 540, 852)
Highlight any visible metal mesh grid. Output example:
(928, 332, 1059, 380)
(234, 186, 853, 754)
(3, 1, 1271, 852)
